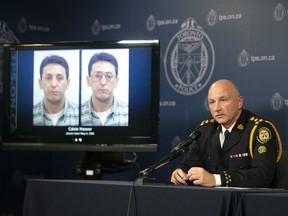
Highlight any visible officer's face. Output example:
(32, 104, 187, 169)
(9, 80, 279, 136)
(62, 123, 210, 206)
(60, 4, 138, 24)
(208, 82, 243, 128)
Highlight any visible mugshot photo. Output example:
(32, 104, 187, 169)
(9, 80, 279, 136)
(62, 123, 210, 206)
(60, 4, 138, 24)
(81, 49, 129, 126)
(33, 50, 80, 126)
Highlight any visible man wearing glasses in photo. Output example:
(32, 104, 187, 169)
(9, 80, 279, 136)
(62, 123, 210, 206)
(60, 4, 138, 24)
(81, 52, 128, 126)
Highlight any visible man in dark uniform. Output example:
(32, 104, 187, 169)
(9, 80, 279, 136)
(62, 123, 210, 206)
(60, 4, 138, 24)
(170, 79, 282, 187)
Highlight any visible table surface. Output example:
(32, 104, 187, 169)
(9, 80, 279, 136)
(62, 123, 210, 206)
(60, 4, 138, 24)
(237, 192, 288, 216)
(22, 179, 288, 216)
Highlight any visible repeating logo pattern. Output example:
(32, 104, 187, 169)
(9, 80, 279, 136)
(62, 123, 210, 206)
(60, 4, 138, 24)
(146, 15, 157, 31)
(146, 14, 178, 31)
(237, 50, 250, 67)
(91, 19, 121, 36)
(206, 10, 218, 26)
(273, 3, 287, 21)
(270, 92, 284, 111)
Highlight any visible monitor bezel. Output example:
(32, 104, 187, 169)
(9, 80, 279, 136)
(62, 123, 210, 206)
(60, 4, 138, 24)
(2, 40, 160, 152)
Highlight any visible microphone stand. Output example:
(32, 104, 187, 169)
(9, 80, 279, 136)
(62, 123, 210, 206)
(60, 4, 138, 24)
(135, 131, 201, 184)
(136, 142, 195, 185)
(139, 145, 191, 177)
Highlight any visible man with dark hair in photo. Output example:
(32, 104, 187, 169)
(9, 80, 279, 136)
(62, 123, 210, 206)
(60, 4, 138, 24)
(33, 55, 79, 126)
(170, 79, 282, 188)
(81, 52, 128, 126)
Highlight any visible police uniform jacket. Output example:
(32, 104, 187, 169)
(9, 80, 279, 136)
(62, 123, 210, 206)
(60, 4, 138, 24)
(178, 109, 278, 188)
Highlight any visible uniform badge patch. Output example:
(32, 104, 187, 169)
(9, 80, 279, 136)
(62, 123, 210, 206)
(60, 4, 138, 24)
(258, 146, 267, 154)
(256, 127, 271, 144)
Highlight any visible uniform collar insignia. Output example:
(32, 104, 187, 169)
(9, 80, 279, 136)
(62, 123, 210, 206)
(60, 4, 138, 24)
(237, 124, 244, 130)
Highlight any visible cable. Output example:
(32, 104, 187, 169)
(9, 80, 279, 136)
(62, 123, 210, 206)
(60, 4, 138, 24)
(126, 176, 142, 216)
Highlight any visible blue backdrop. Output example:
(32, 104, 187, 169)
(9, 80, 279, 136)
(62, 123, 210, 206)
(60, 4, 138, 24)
(1, 0, 288, 215)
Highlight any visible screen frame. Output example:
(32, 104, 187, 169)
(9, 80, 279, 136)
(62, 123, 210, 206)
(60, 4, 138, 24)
(2, 40, 160, 152)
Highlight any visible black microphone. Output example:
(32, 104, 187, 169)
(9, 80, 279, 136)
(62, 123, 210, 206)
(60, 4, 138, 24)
(138, 130, 201, 178)
(171, 130, 201, 153)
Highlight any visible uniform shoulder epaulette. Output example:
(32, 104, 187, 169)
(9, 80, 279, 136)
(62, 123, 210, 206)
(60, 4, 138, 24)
(199, 118, 215, 127)
(249, 116, 265, 125)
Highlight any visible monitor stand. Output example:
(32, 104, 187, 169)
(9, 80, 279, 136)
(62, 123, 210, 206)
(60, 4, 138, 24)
(76, 152, 137, 179)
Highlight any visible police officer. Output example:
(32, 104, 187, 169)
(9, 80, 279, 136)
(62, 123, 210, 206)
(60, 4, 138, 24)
(170, 79, 281, 187)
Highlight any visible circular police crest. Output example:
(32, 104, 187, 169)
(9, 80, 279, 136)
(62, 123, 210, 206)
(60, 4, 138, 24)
(18, 18, 28, 33)
(256, 127, 272, 144)
(164, 17, 215, 95)
(237, 50, 250, 67)
(273, 4, 286, 22)
(91, 19, 101, 35)
(206, 10, 218, 26)
(146, 14, 157, 31)
(270, 92, 284, 111)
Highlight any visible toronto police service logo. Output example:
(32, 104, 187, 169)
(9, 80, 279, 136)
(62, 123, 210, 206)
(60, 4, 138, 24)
(146, 14, 157, 31)
(164, 18, 215, 95)
(270, 92, 284, 111)
(273, 4, 286, 22)
(237, 50, 250, 67)
(206, 10, 218, 26)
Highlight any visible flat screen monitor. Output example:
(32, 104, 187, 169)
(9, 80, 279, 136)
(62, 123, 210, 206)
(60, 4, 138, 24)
(2, 40, 160, 152)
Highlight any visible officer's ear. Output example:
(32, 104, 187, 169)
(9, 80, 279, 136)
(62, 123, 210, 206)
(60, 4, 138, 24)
(237, 96, 244, 109)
